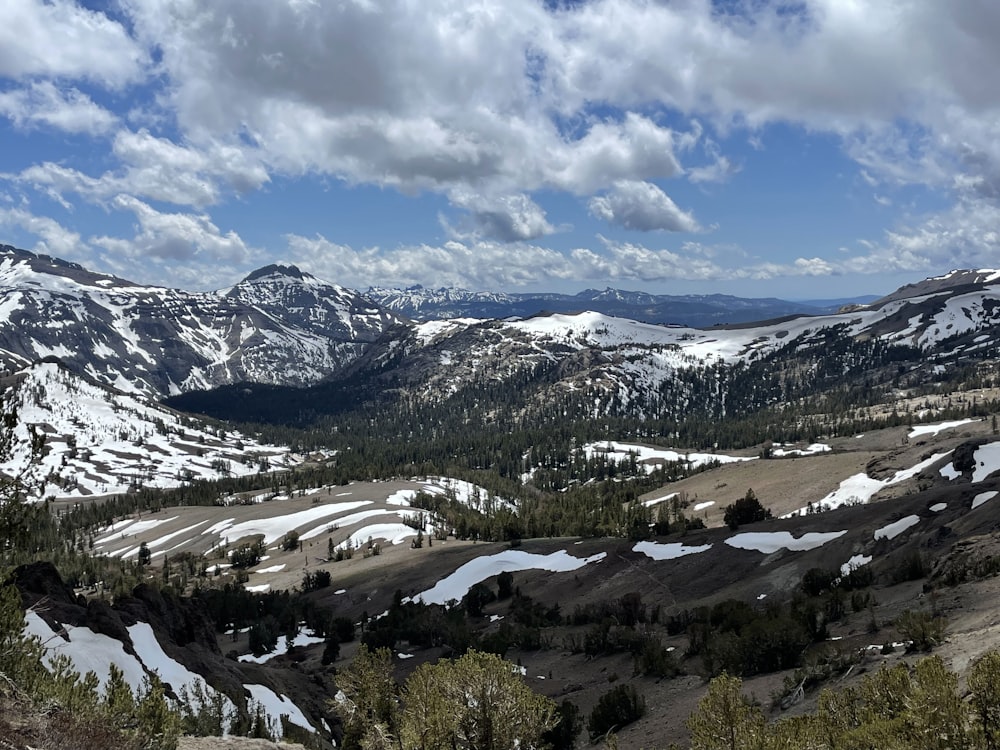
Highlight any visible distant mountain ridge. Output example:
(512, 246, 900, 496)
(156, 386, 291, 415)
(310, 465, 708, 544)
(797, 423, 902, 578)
(365, 284, 870, 325)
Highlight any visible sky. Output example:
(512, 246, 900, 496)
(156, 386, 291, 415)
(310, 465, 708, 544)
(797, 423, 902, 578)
(1, 1, 999, 298)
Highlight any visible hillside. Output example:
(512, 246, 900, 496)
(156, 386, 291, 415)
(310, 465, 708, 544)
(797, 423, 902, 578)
(10, 416, 1000, 748)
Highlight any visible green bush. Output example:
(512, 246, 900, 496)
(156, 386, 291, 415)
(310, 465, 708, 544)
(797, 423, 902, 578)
(588, 684, 646, 738)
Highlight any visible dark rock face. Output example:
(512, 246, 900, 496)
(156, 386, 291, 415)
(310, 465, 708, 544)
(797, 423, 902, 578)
(9, 561, 78, 608)
(117, 584, 219, 653)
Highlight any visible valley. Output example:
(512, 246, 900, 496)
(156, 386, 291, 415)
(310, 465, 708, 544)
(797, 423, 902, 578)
(4, 245, 1000, 749)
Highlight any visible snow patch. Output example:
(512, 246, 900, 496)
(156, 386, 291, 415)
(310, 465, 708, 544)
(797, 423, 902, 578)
(725, 530, 847, 553)
(414, 550, 606, 605)
(632, 541, 712, 561)
(874, 515, 920, 540)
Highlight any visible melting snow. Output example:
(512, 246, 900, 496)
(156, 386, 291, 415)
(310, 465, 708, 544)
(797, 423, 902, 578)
(584, 441, 755, 473)
(787, 452, 950, 515)
(642, 492, 677, 508)
(632, 541, 712, 560)
(973, 443, 1000, 482)
(908, 419, 977, 438)
(238, 629, 325, 664)
(413, 549, 607, 605)
(255, 564, 286, 574)
(840, 554, 873, 576)
(771, 443, 831, 457)
(874, 515, 920, 540)
(972, 491, 997, 510)
(725, 531, 847, 553)
(929, 502, 947, 512)
(244, 684, 311, 731)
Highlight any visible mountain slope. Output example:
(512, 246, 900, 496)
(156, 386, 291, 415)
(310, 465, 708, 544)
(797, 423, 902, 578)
(0, 360, 298, 500)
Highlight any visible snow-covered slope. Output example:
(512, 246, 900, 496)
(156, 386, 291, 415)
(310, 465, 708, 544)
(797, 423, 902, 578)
(0, 361, 297, 499)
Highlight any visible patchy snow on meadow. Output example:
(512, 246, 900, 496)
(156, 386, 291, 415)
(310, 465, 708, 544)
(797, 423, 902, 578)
(340, 522, 420, 549)
(874, 515, 921, 540)
(642, 492, 677, 508)
(210, 501, 375, 545)
(725, 530, 847, 553)
(413, 549, 607, 605)
(771, 443, 831, 457)
(584, 440, 756, 474)
(632, 541, 713, 561)
(787, 452, 951, 516)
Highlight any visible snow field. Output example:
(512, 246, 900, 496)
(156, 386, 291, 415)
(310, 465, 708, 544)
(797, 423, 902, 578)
(412, 549, 607, 605)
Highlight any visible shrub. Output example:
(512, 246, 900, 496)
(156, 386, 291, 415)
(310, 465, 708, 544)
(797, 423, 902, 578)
(723, 489, 772, 530)
(588, 684, 646, 739)
(280, 530, 299, 552)
(896, 609, 946, 652)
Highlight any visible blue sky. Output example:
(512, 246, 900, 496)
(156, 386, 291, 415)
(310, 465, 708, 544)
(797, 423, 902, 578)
(1, 1, 999, 299)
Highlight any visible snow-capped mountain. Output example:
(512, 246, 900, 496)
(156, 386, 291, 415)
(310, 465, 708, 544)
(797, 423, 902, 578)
(0, 246, 403, 397)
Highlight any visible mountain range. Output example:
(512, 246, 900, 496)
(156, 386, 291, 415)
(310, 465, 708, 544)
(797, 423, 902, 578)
(364, 284, 876, 324)
(2, 244, 996, 413)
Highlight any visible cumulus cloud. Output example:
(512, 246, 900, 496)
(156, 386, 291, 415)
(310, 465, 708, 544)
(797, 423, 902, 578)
(0, 0, 146, 86)
(14, 129, 269, 208)
(90, 196, 263, 288)
(285, 232, 842, 290)
(0, 207, 84, 258)
(285, 234, 575, 289)
(0, 82, 117, 135)
(589, 181, 699, 232)
(446, 191, 557, 242)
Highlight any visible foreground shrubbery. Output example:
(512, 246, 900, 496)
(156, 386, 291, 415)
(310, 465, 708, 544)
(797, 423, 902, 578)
(335, 646, 562, 750)
(685, 651, 1000, 750)
(0, 581, 180, 750)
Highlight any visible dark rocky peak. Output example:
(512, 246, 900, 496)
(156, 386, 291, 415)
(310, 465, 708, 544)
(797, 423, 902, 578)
(874, 268, 1000, 306)
(238, 263, 311, 284)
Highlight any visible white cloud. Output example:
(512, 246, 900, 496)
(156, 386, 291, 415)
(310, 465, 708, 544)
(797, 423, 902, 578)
(0, 0, 146, 87)
(118, 1, 691, 199)
(14, 129, 269, 208)
(6, 1, 1000, 291)
(446, 191, 557, 242)
(285, 234, 575, 289)
(285, 232, 844, 290)
(589, 181, 699, 232)
(0, 207, 83, 258)
(0, 81, 117, 135)
(90, 196, 262, 288)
